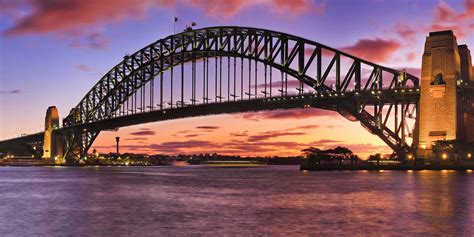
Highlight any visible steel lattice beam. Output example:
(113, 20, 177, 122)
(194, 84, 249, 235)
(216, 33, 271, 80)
(58, 26, 420, 162)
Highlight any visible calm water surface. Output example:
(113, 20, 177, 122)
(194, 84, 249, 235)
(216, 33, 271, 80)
(0, 165, 473, 236)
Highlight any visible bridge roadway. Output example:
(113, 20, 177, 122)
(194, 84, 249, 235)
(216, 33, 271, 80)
(0, 88, 420, 150)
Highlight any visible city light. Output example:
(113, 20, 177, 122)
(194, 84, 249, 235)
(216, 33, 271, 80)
(468, 153, 472, 159)
(442, 153, 448, 160)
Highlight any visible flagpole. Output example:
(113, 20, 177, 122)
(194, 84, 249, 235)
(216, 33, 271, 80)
(173, 17, 178, 34)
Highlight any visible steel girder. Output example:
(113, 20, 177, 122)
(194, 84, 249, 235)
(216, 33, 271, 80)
(61, 128, 99, 164)
(62, 26, 420, 161)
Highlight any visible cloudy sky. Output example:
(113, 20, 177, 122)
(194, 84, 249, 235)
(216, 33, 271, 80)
(1, 0, 473, 157)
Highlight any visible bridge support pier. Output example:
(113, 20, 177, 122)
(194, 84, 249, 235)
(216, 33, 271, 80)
(42, 106, 63, 164)
(416, 30, 473, 158)
(459, 45, 474, 143)
(62, 128, 100, 164)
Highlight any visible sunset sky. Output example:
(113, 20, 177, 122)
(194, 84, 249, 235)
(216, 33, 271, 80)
(1, 0, 474, 158)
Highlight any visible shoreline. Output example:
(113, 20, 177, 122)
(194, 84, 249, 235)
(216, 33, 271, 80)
(300, 163, 474, 171)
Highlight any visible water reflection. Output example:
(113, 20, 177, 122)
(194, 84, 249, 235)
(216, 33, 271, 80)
(0, 167, 473, 235)
(412, 171, 474, 236)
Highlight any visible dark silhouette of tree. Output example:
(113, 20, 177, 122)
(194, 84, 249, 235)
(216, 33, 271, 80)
(432, 140, 474, 163)
(368, 153, 382, 165)
(302, 146, 357, 165)
(302, 147, 322, 165)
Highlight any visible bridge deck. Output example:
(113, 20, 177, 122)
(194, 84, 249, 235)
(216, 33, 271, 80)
(65, 90, 419, 131)
(0, 89, 419, 155)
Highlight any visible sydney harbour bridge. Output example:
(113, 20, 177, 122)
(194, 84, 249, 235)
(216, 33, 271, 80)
(0, 26, 473, 164)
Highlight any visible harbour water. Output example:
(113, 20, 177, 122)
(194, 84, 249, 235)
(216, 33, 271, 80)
(0, 165, 473, 236)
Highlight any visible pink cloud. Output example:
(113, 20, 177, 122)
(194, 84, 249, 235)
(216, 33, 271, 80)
(429, 23, 467, 38)
(256, 80, 302, 89)
(3, 0, 176, 36)
(393, 22, 418, 40)
(405, 52, 416, 62)
(340, 38, 401, 62)
(428, 0, 474, 38)
(434, 2, 458, 22)
(3, 0, 322, 37)
(92, 136, 390, 157)
(403, 67, 421, 78)
(240, 108, 339, 121)
(386, 1, 474, 63)
(186, 0, 264, 17)
(80, 32, 110, 49)
(1, 0, 157, 49)
(272, 0, 325, 15)
(187, 0, 324, 18)
(343, 143, 389, 155)
(247, 130, 306, 142)
(434, 0, 474, 21)
(1, 0, 325, 49)
(75, 64, 95, 73)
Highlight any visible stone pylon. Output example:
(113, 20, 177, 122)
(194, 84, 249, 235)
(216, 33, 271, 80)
(43, 106, 63, 163)
(417, 30, 473, 157)
(458, 45, 474, 143)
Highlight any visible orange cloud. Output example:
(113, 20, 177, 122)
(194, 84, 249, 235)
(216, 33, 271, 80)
(229, 131, 249, 137)
(125, 137, 148, 141)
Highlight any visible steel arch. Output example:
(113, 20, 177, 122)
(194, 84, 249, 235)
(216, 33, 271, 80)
(61, 26, 419, 162)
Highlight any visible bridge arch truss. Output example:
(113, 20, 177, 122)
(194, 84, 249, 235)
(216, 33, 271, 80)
(62, 26, 419, 162)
